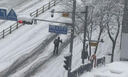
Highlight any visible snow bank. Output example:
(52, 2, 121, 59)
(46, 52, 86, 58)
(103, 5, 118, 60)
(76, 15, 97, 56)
(81, 61, 128, 77)
(17, 14, 34, 22)
(107, 62, 128, 74)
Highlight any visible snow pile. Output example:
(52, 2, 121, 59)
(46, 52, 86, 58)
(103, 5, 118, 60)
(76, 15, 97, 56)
(17, 14, 34, 22)
(107, 62, 128, 74)
(81, 61, 128, 77)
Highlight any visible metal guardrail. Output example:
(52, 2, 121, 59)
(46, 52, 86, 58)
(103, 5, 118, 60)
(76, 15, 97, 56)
(30, 0, 59, 17)
(0, 23, 23, 39)
(70, 57, 106, 77)
(0, 0, 60, 39)
(70, 61, 93, 77)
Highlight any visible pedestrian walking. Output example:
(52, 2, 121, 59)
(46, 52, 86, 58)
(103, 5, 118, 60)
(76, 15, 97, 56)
(53, 37, 62, 55)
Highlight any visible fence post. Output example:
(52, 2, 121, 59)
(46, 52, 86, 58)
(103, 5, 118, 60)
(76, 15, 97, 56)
(30, 13, 32, 17)
(54, 1, 56, 6)
(36, 9, 38, 17)
(10, 26, 12, 34)
(48, 2, 50, 9)
(42, 6, 44, 13)
(2, 30, 4, 38)
(77, 72, 78, 77)
(16, 22, 18, 29)
(33, 19, 37, 24)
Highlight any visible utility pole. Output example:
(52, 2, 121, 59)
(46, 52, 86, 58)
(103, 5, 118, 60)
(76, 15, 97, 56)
(68, 0, 76, 77)
(82, 6, 88, 64)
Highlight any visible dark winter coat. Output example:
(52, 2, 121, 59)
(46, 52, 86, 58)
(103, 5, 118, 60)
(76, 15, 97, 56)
(54, 39, 62, 46)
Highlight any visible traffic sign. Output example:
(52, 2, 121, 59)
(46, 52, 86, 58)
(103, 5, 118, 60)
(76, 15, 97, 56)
(7, 9, 17, 21)
(90, 42, 98, 46)
(49, 25, 68, 34)
(62, 13, 69, 17)
(0, 8, 17, 21)
(0, 9, 7, 19)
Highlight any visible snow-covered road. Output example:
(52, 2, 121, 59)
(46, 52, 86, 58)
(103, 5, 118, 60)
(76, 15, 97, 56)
(0, 1, 69, 77)
(0, 0, 58, 75)
(0, 0, 31, 8)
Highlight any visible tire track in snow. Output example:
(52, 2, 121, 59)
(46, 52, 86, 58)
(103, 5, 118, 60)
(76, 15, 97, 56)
(22, 22, 83, 77)
(23, 36, 74, 77)
(0, 34, 57, 77)
(0, 0, 61, 76)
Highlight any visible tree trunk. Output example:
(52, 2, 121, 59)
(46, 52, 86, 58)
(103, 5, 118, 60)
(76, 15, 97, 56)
(94, 29, 102, 54)
(111, 41, 116, 62)
(89, 24, 93, 57)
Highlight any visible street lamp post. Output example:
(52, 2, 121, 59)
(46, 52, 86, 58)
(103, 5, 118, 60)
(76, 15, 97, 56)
(68, 0, 76, 77)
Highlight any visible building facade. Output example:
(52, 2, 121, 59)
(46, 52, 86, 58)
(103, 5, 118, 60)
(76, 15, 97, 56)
(120, 0, 128, 60)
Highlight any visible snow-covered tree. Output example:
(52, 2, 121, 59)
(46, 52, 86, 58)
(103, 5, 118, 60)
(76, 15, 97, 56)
(61, 0, 124, 62)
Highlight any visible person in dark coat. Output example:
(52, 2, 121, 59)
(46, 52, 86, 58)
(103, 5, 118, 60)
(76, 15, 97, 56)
(53, 37, 62, 55)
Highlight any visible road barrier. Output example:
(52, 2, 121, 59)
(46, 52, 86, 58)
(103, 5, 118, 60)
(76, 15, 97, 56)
(70, 61, 93, 77)
(0, 23, 23, 39)
(70, 56, 106, 77)
(96, 56, 105, 67)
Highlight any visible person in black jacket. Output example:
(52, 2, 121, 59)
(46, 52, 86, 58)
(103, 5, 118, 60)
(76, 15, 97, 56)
(53, 37, 62, 55)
